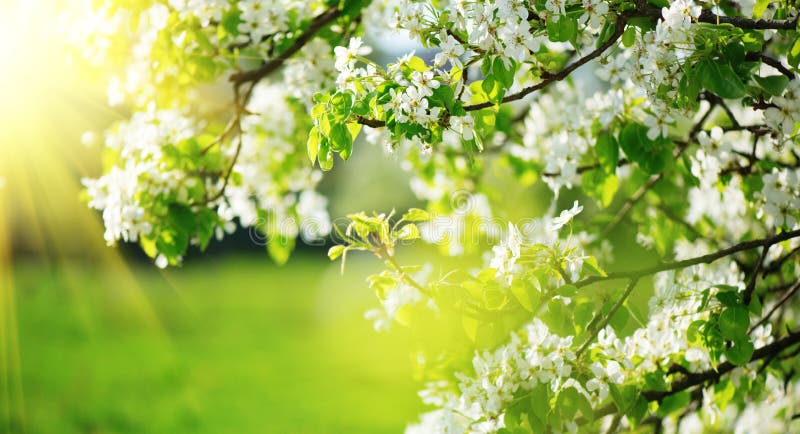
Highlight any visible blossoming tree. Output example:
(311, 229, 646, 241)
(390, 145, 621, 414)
(68, 0, 800, 431)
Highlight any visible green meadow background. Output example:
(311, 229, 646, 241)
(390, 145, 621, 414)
(8, 255, 424, 434)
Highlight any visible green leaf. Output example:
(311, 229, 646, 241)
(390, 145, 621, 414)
(622, 25, 636, 47)
(699, 60, 746, 99)
(492, 57, 516, 90)
(609, 384, 636, 413)
(529, 383, 550, 420)
(481, 75, 505, 104)
(328, 123, 352, 152)
(596, 20, 616, 47)
(754, 74, 789, 97)
(582, 170, 619, 207)
(556, 387, 593, 421)
(789, 37, 800, 69)
(546, 16, 578, 43)
(715, 290, 740, 308)
(527, 413, 546, 434)
(725, 337, 755, 365)
(473, 109, 496, 137)
(318, 138, 333, 171)
(618, 123, 671, 174)
(347, 122, 362, 142)
(140, 234, 158, 258)
(156, 228, 188, 259)
(556, 284, 577, 297)
(596, 133, 619, 174)
(687, 320, 705, 343)
(657, 391, 690, 417)
(330, 91, 354, 121)
(407, 55, 428, 72)
(195, 208, 217, 251)
(307, 126, 321, 162)
(753, 0, 770, 18)
(340, 0, 370, 18)
(167, 204, 195, 236)
(583, 255, 607, 277)
(220, 9, 242, 36)
(511, 280, 534, 312)
(542, 299, 572, 336)
(643, 371, 669, 392)
(679, 63, 702, 107)
(431, 85, 457, 112)
(609, 305, 629, 333)
(719, 306, 749, 341)
(476, 268, 497, 283)
(267, 233, 295, 265)
(352, 98, 370, 116)
(748, 296, 762, 316)
(574, 302, 595, 329)
(714, 380, 736, 411)
(627, 396, 649, 427)
(397, 223, 420, 240)
(402, 208, 430, 222)
(328, 244, 346, 260)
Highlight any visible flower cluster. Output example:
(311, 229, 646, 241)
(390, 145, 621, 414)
(629, 0, 701, 140)
(764, 80, 800, 137)
(83, 84, 331, 266)
(759, 168, 800, 229)
(222, 84, 332, 245)
(408, 319, 578, 433)
(83, 108, 198, 249)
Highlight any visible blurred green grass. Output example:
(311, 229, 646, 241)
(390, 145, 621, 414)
(6, 253, 423, 434)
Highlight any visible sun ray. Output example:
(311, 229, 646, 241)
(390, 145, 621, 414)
(0, 170, 26, 433)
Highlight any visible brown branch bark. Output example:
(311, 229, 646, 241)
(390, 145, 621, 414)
(462, 15, 630, 112)
(576, 229, 800, 288)
(229, 7, 341, 85)
(698, 10, 799, 30)
(643, 329, 800, 402)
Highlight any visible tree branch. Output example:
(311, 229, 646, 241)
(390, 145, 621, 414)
(745, 52, 797, 79)
(576, 278, 639, 358)
(229, 7, 341, 85)
(354, 115, 387, 128)
(743, 243, 770, 305)
(356, 9, 798, 129)
(750, 278, 800, 332)
(463, 15, 629, 112)
(697, 10, 799, 30)
(576, 229, 800, 288)
(462, 10, 799, 113)
(762, 244, 800, 277)
(600, 102, 714, 236)
(643, 328, 800, 402)
(601, 172, 662, 237)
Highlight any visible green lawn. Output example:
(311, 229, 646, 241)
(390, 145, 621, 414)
(5, 253, 424, 434)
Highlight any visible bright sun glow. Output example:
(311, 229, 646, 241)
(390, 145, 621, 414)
(0, 1, 52, 120)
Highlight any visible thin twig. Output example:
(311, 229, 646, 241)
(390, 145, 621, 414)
(230, 7, 342, 85)
(463, 15, 630, 112)
(601, 173, 662, 237)
(576, 278, 639, 358)
(750, 279, 800, 332)
(743, 243, 771, 305)
(642, 328, 800, 402)
(697, 10, 799, 30)
(576, 229, 800, 288)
